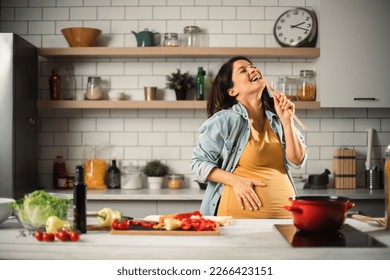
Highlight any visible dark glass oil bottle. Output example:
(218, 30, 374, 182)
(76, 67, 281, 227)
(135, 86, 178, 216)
(73, 165, 87, 233)
(196, 66, 205, 100)
(107, 158, 121, 189)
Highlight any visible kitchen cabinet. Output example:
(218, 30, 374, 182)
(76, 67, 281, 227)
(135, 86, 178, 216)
(87, 200, 201, 218)
(37, 47, 321, 110)
(319, 0, 390, 108)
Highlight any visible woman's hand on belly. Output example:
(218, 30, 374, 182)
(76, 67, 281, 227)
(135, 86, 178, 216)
(231, 176, 266, 211)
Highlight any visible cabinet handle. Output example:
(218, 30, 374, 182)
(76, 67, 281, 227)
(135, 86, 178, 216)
(353, 97, 377, 101)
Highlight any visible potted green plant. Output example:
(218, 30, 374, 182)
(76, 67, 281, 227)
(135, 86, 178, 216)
(166, 68, 195, 100)
(142, 160, 169, 189)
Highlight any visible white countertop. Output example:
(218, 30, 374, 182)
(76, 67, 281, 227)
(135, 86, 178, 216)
(1, 218, 389, 260)
(47, 187, 385, 201)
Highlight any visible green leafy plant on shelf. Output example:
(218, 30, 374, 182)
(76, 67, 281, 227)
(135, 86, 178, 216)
(142, 160, 169, 177)
(166, 69, 195, 100)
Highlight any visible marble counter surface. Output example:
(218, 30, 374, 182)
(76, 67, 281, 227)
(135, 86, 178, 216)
(0, 218, 389, 260)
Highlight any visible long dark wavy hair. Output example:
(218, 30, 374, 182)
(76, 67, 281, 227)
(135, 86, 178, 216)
(207, 56, 275, 118)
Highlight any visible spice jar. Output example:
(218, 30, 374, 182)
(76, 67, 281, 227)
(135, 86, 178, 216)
(168, 174, 184, 189)
(385, 144, 390, 230)
(86, 76, 103, 100)
(276, 77, 298, 101)
(183, 26, 201, 47)
(298, 70, 316, 101)
(163, 33, 179, 47)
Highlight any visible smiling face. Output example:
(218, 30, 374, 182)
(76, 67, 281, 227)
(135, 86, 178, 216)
(229, 59, 266, 103)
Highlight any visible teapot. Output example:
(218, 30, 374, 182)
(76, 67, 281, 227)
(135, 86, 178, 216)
(132, 28, 160, 47)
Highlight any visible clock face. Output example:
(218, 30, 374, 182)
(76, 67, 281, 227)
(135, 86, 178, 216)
(274, 8, 317, 47)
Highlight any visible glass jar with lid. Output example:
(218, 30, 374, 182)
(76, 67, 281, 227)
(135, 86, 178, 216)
(298, 70, 316, 101)
(163, 33, 179, 47)
(168, 174, 184, 189)
(183, 26, 201, 47)
(276, 77, 298, 101)
(121, 164, 142, 190)
(86, 76, 103, 100)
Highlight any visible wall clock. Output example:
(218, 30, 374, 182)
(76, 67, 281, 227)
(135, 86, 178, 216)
(273, 7, 318, 47)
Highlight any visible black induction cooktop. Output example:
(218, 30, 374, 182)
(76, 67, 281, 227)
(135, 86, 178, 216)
(275, 224, 387, 247)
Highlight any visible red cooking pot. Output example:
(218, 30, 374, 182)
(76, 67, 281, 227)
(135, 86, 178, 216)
(284, 196, 355, 232)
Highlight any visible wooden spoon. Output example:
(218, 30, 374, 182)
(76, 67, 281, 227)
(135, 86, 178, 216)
(351, 214, 386, 227)
(263, 78, 306, 131)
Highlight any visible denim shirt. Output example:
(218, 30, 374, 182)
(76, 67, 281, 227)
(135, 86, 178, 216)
(190, 102, 307, 216)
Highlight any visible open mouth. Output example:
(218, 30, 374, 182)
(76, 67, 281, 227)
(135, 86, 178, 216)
(250, 73, 262, 83)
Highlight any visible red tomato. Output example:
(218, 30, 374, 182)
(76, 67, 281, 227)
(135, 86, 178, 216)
(117, 219, 130, 230)
(55, 230, 69, 241)
(34, 231, 43, 241)
(69, 231, 80, 242)
(112, 218, 120, 230)
(42, 233, 55, 242)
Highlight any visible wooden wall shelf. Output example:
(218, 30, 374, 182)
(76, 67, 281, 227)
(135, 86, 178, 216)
(36, 100, 320, 109)
(38, 47, 320, 59)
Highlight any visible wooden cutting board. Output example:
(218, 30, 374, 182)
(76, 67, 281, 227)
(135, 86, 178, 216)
(110, 224, 220, 236)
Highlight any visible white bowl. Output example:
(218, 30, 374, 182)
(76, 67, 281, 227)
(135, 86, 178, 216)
(108, 90, 124, 101)
(0, 198, 15, 224)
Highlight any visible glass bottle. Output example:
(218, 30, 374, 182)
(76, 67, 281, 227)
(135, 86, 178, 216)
(73, 165, 87, 233)
(53, 156, 68, 189)
(385, 144, 390, 230)
(107, 159, 121, 189)
(298, 70, 316, 101)
(196, 67, 205, 100)
(63, 65, 76, 100)
(49, 69, 61, 100)
(183, 26, 201, 47)
(86, 76, 103, 100)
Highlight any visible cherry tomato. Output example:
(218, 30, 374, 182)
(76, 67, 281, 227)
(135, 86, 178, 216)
(42, 232, 55, 242)
(55, 230, 69, 242)
(34, 231, 43, 241)
(69, 231, 80, 242)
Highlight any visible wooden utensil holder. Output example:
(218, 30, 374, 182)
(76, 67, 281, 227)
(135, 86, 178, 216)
(333, 148, 356, 189)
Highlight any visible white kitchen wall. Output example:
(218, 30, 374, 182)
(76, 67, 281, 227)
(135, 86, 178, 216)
(1, 0, 389, 189)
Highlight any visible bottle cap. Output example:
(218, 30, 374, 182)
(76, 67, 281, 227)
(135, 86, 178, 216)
(385, 144, 390, 156)
(75, 165, 84, 182)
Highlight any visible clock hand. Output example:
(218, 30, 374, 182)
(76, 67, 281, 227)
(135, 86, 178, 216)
(294, 26, 310, 32)
(290, 22, 306, 28)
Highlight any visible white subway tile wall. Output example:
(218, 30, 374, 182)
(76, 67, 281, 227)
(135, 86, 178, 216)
(1, 0, 389, 189)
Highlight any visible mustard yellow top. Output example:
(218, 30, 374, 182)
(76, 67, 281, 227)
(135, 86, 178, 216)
(217, 121, 295, 218)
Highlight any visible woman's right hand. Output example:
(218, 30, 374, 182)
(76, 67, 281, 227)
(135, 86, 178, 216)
(231, 176, 265, 211)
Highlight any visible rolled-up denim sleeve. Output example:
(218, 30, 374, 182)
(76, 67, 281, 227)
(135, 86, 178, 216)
(190, 116, 225, 183)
